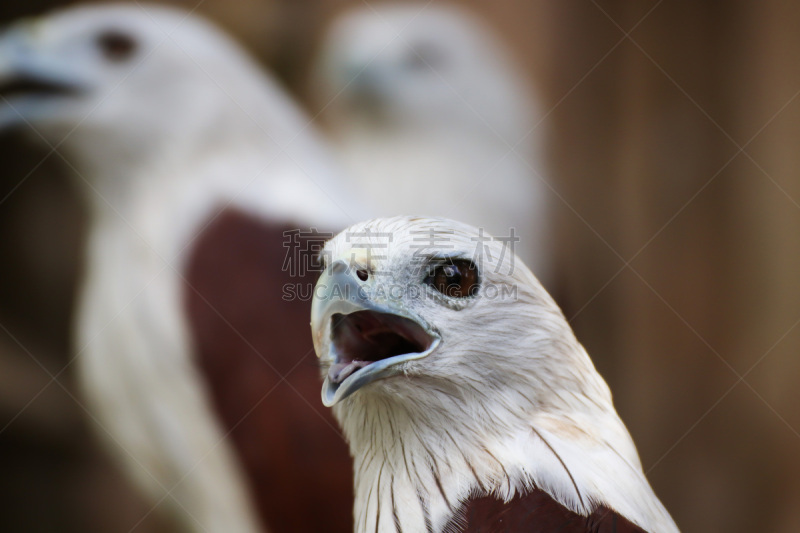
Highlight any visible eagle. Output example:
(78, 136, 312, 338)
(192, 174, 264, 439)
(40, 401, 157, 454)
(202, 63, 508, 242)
(0, 4, 366, 532)
(310, 216, 679, 532)
(312, 3, 551, 278)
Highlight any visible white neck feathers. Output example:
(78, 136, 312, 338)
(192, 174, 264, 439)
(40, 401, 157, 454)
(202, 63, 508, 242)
(335, 342, 679, 533)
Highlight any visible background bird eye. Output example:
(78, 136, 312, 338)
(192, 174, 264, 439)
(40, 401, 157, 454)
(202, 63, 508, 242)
(404, 42, 445, 71)
(427, 259, 479, 298)
(96, 31, 137, 62)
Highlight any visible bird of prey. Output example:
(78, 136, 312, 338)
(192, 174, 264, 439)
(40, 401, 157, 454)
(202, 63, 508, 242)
(312, 3, 551, 279)
(310, 216, 679, 532)
(0, 4, 365, 532)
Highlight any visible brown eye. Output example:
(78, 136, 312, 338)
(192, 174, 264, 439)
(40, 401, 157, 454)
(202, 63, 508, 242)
(427, 259, 479, 298)
(97, 31, 137, 62)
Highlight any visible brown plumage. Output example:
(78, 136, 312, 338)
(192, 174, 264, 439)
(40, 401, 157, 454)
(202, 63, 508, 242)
(447, 489, 646, 533)
(185, 208, 352, 532)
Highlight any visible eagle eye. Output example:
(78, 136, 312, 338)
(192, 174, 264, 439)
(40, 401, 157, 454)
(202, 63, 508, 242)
(97, 30, 137, 62)
(426, 259, 479, 298)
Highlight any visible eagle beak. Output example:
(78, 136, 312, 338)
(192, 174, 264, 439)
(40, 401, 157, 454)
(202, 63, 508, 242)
(0, 25, 87, 128)
(311, 260, 440, 407)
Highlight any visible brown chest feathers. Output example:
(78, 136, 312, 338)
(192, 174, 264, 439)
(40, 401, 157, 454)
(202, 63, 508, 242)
(445, 489, 647, 533)
(184, 208, 353, 532)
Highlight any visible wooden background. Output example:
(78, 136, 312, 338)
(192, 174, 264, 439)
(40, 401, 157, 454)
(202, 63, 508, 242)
(1, 1, 798, 531)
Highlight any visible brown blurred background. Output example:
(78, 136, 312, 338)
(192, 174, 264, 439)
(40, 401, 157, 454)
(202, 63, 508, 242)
(1, 0, 798, 531)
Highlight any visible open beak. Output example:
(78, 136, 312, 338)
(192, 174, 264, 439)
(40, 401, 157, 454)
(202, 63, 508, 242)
(0, 25, 87, 127)
(311, 260, 440, 406)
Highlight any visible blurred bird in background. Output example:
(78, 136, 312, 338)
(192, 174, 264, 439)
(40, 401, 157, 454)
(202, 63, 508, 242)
(312, 3, 553, 282)
(311, 216, 679, 533)
(0, 3, 367, 532)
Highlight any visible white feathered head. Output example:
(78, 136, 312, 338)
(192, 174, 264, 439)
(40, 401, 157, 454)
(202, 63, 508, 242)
(312, 215, 604, 423)
(314, 3, 535, 137)
(0, 4, 311, 168)
(311, 216, 678, 532)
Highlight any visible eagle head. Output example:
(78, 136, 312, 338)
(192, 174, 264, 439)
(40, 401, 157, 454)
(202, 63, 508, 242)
(310, 216, 678, 533)
(311, 215, 573, 411)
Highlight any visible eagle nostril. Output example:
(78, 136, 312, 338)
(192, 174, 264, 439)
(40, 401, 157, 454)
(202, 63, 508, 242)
(330, 260, 349, 275)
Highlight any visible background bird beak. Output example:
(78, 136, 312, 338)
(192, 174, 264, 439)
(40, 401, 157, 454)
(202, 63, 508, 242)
(311, 260, 440, 407)
(0, 25, 88, 128)
(344, 65, 388, 105)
